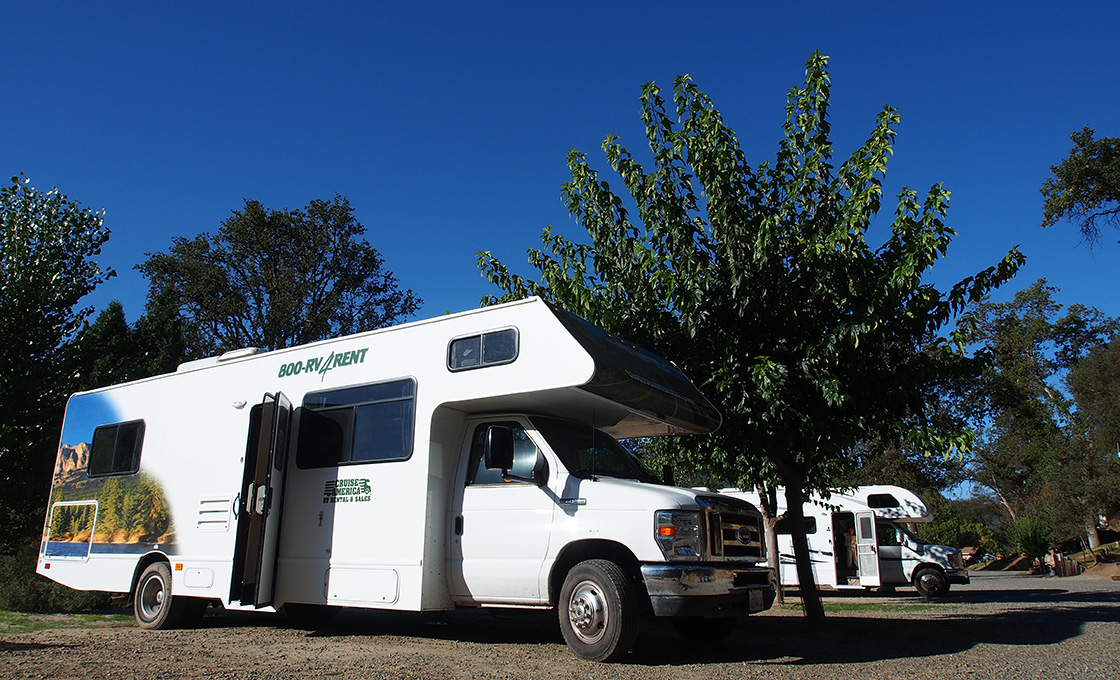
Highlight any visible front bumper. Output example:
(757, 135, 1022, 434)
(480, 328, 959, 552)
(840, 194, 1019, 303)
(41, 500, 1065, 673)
(641, 563, 776, 617)
(945, 568, 970, 585)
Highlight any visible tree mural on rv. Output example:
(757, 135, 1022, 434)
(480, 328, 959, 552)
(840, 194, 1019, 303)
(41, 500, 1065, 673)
(47, 450, 175, 548)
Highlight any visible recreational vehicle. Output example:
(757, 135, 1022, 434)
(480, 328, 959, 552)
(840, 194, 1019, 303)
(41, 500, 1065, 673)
(722, 485, 968, 597)
(38, 297, 775, 661)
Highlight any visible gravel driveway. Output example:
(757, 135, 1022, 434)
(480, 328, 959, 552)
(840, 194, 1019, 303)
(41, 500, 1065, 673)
(3, 571, 1118, 679)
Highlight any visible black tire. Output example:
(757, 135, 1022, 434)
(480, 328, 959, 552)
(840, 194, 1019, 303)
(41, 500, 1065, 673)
(134, 561, 198, 630)
(284, 603, 341, 628)
(671, 616, 737, 644)
(912, 566, 949, 598)
(557, 559, 639, 662)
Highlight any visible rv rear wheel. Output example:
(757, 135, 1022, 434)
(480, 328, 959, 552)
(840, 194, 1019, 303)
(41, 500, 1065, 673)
(134, 561, 198, 630)
(558, 559, 638, 662)
(912, 567, 949, 598)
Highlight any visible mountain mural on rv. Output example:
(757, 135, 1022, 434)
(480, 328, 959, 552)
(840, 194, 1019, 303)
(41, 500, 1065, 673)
(43, 393, 176, 556)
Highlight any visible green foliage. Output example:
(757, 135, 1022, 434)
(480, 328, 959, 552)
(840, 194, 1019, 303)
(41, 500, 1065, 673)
(139, 195, 421, 353)
(1, 174, 113, 553)
(0, 539, 109, 612)
(73, 286, 190, 390)
(1006, 515, 1050, 563)
(1067, 334, 1120, 476)
(1040, 126, 1120, 246)
(479, 53, 1023, 619)
(914, 493, 997, 553)
(963, 279, 1120, 545)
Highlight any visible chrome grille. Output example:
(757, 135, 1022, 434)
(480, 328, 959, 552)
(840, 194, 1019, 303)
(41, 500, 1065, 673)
(706, 508, 764, 560)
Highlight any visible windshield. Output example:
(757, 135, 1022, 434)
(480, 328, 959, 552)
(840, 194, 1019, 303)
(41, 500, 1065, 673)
(531, 416, 660, 484)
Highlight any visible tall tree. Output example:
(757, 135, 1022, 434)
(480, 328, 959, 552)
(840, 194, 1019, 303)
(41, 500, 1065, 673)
(0, 174, 113, 552)
(1041, 126, 1120, 247)
(74, 286, 191, 391)
(963, 279, 1119, 547)
(139, 195, 421, 353)
(480, 53, 1023, 619)
(1066, 332, 1120, 545)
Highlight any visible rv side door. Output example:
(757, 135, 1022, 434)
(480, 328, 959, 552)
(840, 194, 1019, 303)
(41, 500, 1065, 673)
(855, 511, 881, 587)
(230, 392, 292, 607)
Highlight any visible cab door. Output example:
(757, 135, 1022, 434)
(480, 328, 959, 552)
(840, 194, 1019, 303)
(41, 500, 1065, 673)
(230, 392, 292, 607)
(855, 511, 881, 587)
(449, 419, 554, 604)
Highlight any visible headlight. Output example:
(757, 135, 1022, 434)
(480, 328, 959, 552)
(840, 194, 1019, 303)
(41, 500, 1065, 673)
(655, 510, 702, 561)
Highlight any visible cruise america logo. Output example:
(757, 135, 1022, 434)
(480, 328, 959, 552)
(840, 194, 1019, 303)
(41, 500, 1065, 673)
(323, 479, 372, 504)
(277, 347, 369, 381)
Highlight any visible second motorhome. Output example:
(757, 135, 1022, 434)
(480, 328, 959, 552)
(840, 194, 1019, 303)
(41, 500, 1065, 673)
(723, 485, 968, 597)
(38, 297, 775, 662)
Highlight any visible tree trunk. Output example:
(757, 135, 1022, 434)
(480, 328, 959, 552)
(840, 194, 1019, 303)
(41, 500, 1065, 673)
(754, 483, 784, 605)
(784, 483, 825, 621)
(1087, 526, 1101, 551)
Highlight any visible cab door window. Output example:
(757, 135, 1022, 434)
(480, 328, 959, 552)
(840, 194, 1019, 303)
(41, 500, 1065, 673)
(465, 422, 540, 485)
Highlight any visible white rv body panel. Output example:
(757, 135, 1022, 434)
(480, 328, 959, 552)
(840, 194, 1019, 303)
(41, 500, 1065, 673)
(722, 485, 968, 594)
(38, 298, 775, 658)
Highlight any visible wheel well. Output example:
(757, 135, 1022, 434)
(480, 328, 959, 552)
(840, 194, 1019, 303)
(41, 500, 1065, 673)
(548, 540, 642, 606)
(129, 552, 171, 601)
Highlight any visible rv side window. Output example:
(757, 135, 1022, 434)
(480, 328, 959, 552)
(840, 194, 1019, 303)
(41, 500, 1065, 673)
(448, 328, 519, 371)
(867, 493, 899, 509)
(776, 516, 817, 535)
(88, 420, 145, 476)
(298, 378, 416, 468)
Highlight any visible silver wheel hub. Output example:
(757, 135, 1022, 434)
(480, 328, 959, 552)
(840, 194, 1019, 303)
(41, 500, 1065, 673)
(140, 575, 166, 619)
(567, 580, 607, 644)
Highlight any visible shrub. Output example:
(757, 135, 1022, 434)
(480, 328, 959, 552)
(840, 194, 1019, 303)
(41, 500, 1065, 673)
(0, 539, 110, 612)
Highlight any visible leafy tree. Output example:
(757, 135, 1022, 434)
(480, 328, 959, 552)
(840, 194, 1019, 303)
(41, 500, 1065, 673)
(1066, 334, 1120, 544)
(1068, 334, 1120, 464)
(1006, 515, 1050, 570)
(74, 286, 190, 390)
(901, 491, 998, 556)
(0, 174, 113, 553)
(846, 442, 966, 492)
(479, 53, 1023, 619)
(964, 280, 1119, 547)
(1041, 127, 1120, 247)
(139, 195, 421, 353)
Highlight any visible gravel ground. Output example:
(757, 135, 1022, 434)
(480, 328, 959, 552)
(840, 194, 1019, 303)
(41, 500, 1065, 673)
(2, 571, 1118, 679)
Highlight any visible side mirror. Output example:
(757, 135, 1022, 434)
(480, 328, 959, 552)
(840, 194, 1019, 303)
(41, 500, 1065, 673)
(484, 426, 514, 471)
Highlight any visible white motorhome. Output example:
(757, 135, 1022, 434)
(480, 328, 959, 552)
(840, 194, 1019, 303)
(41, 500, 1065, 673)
(722, 485, 967, 597)
(38, 298, 774, 661)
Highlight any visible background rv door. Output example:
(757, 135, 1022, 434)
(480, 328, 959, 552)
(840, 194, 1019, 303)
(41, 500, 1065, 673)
(855, 511, 881, 587)
(230, 392, 291, 607)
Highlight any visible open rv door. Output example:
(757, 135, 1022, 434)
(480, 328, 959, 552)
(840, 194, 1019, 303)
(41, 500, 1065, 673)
(855, 511, 881, 587)
(230, 392, 292, 607)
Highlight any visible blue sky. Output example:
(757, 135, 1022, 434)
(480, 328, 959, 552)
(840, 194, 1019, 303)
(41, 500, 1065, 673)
(5, 2, 1118, 328)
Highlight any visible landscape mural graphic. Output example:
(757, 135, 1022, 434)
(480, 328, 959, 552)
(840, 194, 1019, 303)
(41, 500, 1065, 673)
(42, 392, 176, 557)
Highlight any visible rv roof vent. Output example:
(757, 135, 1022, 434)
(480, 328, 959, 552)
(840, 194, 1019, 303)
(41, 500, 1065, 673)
(218, 347, 262, 362)
(176, 357, 220, 373)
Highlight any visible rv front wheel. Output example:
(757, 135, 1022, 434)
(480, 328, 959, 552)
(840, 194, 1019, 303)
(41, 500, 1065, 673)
(912, 567, 949, 598)
(558, 559, 638, 662)
(134, 562, 192, 630)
